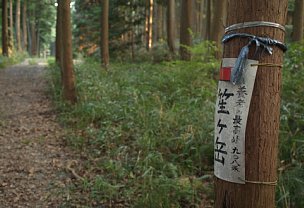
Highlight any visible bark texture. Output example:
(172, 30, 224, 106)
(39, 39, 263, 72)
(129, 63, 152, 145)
(292, 0, 304, 41)
(2, 0, 9, 56)
(101, 0, 109, 67)
(22, 0, 28, 51)
(145, 0, 153, 50)
(180, 0, 193, 61)
(157, 3, 163, 41)
(16, 0, 22, 51)
(167, 0, 176, 54)
(214, 1, 288, 207)
(30, 19, 37, 56)
(61, 0, 77, 104)
(211, 0, 227, 56)
(55, 3, 62, 65)
(205, 0, 211, 40)
(9, 0, 13, 51)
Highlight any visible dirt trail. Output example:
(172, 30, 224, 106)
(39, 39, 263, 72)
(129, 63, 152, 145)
(0, 61, 71, 207)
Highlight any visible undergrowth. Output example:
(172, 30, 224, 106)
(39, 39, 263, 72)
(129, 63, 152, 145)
(277, 42, 304, 208)
(48, 42, 304, 207)
(0, 52, 27, 68)
(48, 51, 218, 207)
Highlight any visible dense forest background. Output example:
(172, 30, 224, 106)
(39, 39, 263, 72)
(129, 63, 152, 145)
(0, 0, 304, 207)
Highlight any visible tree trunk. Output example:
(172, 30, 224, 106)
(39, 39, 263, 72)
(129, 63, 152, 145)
(214, 0, 288, 207)
(205, 0, 211, 40)
(145, 0, 153, 50)
(36, 24, 40, 57)
(167, 0, 176, 54)
(292, 0, 304, 41)
(30, 19, 37, 56)
(16, 0, 22, 51)
(27, 17, 32, 54)
(101, 0, 109, 67)
(197, 0, 204, 37)
(210, 0, 227, 57)
(130, 1, 135, 61)
(179, 0, 193, 61)
(22, 0, 28, 51)
(157, 3, 163, 41)
(152, 1, 158, 45)
(56, 3, 62, 65)
(60, 0, 77, 104)
(2, 0, 9, 56)
(9, 0, 13, 52)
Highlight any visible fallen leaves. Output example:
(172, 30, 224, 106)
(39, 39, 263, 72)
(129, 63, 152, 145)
(0, 63, 73, 207)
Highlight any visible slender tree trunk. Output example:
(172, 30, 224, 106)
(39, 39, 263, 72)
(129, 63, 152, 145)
(157, 3, 163, 41)
(22, 0, 28, 51)
(30, 19, 37, 56)
(101, 0, 109, 67)
(162, 6, 167, 38)
(292, 0, 304, 41)
(60, 0, 77, 104)
(175, 1, 180, 39)
(210, 0, 227, 57)
(195, 1, 200, 36)
(180, 0, 193, 61)
(55, 3, 62, 65)
(16, 0, 22, 51)
(36, 24, 40, 57)
(200, 0, 205, 37)
(167, 0, 176, 54)
(9, 0, 13, 51)
(27, 18, 32, 54)
(152, 1, 158, 45)
(214, 0, 288, 207)
(145, 0, 153, 50)
(205, 0, 211, 40)
(144, 0, 149, 48)
(2, 0, 9, 56)
(130, 1, 135, 61)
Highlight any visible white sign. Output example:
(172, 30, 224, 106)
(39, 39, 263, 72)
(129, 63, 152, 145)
(214, 58, 258, 184)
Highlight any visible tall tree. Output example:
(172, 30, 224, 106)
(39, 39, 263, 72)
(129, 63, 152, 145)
(152, 1, 158, 44)
(145, 0, 153, 50)
(60, 0, 77, 104)
(101, 0, 109, 67)
(2, 0, 9, 56)
(210, 0, 227, 57)
(179, 0, 193, 61)
(167, 0, 176, 54)
(292, 0, 304, 41)
(30, 11, 37, 56)
(22, 0, 28, 51)
(214, 0, 288, 207)
(156, 3, 163, 41)
(194, 0, 204, 37)
(15, 0, 22, 51)
(205, 0, 211, 40)
(55, 2, 62, 65)
(9, 0, 13, 51)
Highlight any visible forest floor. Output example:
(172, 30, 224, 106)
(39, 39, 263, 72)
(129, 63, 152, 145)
(0, 60, 73, 207)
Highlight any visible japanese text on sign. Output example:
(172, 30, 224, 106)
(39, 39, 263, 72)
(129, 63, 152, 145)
(214, 58, 258, 184)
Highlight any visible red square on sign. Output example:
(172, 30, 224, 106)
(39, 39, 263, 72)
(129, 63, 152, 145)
(220, 67, 232, 81)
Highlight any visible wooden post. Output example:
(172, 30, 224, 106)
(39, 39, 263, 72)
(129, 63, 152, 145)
(214, 0, 288, 208)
